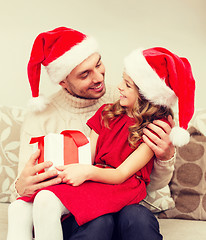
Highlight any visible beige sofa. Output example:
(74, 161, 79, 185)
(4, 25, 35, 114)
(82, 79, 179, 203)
(0, 105, 206, 240)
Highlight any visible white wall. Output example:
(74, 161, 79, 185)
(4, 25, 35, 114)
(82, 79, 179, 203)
(0, 0, 205, 109)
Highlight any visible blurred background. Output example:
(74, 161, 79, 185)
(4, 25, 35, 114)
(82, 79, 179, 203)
(0, 0, 205, 109)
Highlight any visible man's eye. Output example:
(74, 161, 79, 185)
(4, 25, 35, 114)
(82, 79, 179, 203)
(81, 72, 89, 79)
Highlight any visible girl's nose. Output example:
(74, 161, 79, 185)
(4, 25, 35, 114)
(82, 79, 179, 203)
(118, 81, 124, 91)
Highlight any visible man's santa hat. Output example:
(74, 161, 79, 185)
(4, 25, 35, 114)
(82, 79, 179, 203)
(27, 27, 99, 112)
(124, 47, 196, 147)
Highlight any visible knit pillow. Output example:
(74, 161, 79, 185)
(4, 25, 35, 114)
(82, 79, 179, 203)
(0, 106, 24, 202)
(159, 127, 206, 220)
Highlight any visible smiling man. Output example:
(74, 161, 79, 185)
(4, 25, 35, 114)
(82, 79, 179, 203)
(9, 27, 175, 240)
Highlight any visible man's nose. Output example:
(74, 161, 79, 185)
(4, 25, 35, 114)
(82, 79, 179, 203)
(92, 69, 104, 83)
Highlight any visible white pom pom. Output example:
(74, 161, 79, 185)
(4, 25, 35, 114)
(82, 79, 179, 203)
(169, 126, 190, 147)
(28, 96, 49, 112)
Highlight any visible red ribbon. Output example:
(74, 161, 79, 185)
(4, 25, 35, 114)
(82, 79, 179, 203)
(30, 130, 89, 173)
(61, 130, 89, 165)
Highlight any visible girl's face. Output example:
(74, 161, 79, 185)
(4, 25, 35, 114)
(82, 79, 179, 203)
(118, 72, 139, 114)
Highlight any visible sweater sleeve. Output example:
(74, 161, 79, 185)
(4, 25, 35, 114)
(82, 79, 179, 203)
(146, 153, 175, 192)
(144, 117, 175, 191)
(9, 110, 49, 202)
(9, 123, 35, 202)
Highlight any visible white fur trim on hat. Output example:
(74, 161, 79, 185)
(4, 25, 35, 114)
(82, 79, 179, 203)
(46, 36, 99, 84)
(169, 126, 190, 147)
(28, 95, 49, 112)
(124, 49, 177, 107)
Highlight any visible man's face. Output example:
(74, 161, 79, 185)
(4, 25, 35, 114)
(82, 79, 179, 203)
(60, 53, 106, 99)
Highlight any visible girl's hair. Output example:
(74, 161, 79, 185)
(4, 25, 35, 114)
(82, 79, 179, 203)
(102, 88, 174, 149)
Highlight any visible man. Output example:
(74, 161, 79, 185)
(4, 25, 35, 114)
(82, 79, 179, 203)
(10, 27, 175, 240)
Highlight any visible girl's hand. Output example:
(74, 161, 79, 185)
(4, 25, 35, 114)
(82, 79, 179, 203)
(56, 164, 92, 186)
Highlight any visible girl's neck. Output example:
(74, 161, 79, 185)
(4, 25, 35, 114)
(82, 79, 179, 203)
(125, 108, 133, 118)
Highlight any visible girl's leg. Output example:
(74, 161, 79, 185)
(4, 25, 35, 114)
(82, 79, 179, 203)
(7, 200, 33, 240)
(33, 190, 69, 240)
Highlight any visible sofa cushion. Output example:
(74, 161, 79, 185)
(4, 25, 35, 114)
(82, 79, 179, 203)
(159, 127, 206, 220)
(0, 106, 25, 202)
(141, 185, 175, 213)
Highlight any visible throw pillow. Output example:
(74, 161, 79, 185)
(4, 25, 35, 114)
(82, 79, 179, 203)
(159, 127, 206, 220)
(140, 185, 175, 213)
(0, 106, 24, 202)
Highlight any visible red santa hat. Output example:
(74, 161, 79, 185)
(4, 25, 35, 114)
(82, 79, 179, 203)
(27, 27, 99, 112)
(124, 47, 196, 147)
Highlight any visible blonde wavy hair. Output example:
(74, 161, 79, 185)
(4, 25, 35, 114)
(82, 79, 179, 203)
(102, 89, 174, 149)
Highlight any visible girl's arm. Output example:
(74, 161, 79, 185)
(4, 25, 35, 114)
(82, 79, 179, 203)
(88, 142, 154, 184)
(57, 138, 154, 186)
(89, 129, 99, 164)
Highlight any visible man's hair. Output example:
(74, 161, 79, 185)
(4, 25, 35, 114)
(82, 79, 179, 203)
(102, 88, 173, 148)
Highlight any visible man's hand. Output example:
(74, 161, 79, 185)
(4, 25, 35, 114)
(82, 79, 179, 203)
(16, 150, 62, 197)
(57, 164, 92, 186)
(142, 115, 175, 161)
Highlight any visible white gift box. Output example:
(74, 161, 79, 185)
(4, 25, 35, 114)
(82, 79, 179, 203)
(30, 130, 91, 173)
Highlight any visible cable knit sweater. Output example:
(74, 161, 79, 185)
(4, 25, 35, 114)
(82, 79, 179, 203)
(10, 86, 174, 202)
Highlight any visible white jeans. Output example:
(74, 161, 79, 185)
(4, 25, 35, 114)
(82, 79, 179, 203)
(7, 190, 70, 240)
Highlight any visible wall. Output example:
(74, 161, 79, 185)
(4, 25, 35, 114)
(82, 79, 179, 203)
(0, 0, 205, 109)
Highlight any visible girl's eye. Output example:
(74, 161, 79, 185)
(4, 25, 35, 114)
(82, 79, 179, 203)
(126, 83, 131, 88)
(96, 62, 101, 68)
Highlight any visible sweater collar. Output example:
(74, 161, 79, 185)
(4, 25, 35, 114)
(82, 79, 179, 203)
(52, 89, 101, 112)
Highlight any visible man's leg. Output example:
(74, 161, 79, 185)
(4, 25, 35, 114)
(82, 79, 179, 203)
(62, 214, 114, 240)
(113, 204, 163, 240)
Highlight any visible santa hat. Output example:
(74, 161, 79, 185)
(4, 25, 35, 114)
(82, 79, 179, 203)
(124, 47, 196, 147)
(27, 27, 99, 112)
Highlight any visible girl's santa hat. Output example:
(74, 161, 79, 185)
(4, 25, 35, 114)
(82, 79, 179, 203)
(27, 27, 99, 112)
(124, 47, 196, 147)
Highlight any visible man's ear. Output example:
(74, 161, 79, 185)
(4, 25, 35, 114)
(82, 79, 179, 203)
(59, 80, 66, 88)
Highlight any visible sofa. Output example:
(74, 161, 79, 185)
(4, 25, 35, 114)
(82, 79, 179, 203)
(0, 105, 206, 240)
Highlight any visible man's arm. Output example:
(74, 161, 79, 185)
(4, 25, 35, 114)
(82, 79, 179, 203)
(142, 115, 176, 191)
(142, 115, 175, 160)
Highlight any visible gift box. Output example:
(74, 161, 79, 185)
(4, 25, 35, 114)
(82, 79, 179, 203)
(30, 130, 91, 174)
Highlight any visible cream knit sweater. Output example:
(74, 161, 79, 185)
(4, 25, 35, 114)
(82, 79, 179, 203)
(10, 86, 174, 202)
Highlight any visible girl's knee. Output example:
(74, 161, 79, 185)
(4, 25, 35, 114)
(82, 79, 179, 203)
(33, 190, 68, 219)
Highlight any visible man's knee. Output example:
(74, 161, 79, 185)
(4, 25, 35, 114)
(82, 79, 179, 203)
(117, 204, 162, 240)
(118, 204, 160, 230)
(66, 214, 114, 240)
(90, 214, 114, 232)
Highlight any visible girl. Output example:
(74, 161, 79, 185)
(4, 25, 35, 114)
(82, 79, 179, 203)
(7, 47, 195, 240)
